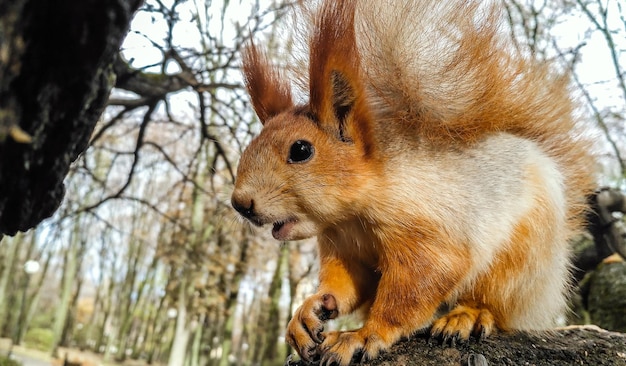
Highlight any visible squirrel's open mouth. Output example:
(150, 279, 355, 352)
(272, 218, 298, 240)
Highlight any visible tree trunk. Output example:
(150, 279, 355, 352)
(50, 228, 79, 357)
(145, 277, 170, 363)
(131, 264, 160, 359)
(115, 236, 146, 362)
(262, 246, 288, 366)
(188, 314, 205, 366)
(60, 236, 86, 348)
(0, 0, 143, 235)
(205, 309, 220, 366)
(23, 251, 51, 341)
(12, 230, 39, 344)
(85, 240, 108, 352)
(0, 234, 21, 335)
(95, 308, 111, 354)
(168, 282, 192, 366)
(14, 270, 31, 344)
(218, 311, 234, 366)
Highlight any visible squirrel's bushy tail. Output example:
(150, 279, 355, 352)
(358, 0, 595, 230)
(357, 1, 568, 140)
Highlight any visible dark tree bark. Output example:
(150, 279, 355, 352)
(287, 326, 626, 366)
(587, 188, 626, 258)
(0, 0, 143, 235)
(573, 187, 626, 281)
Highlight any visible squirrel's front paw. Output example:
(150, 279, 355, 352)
(319, 330, 390, 366)
(286, 293, 338, 362)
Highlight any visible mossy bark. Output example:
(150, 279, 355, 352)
(587, 262, 626, 333)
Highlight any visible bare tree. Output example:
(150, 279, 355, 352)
(505, 0, 625, 183)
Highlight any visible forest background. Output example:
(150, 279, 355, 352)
(0, 0, 625, 366)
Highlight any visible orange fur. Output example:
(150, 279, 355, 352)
(232, 1, 596, 365)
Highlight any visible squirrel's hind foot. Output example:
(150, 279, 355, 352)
(430, 305, 496, 345)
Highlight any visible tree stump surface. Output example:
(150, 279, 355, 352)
(287, 326, 626, 366)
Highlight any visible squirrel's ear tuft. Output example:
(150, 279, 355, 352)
(308, 1, 375, 152)
(330, 70, 355, 125)
(242, 42, 293, 124)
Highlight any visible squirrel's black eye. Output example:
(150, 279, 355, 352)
(288, 140, 314, 163)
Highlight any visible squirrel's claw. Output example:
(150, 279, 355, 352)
(442, 332, 459, 347)
(287, 293, 339, 362)
(475, 326, 487, 342)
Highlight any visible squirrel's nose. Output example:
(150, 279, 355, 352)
(231, 194, 255, 220)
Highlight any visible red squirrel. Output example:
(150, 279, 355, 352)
(231, 1, 595, 365)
